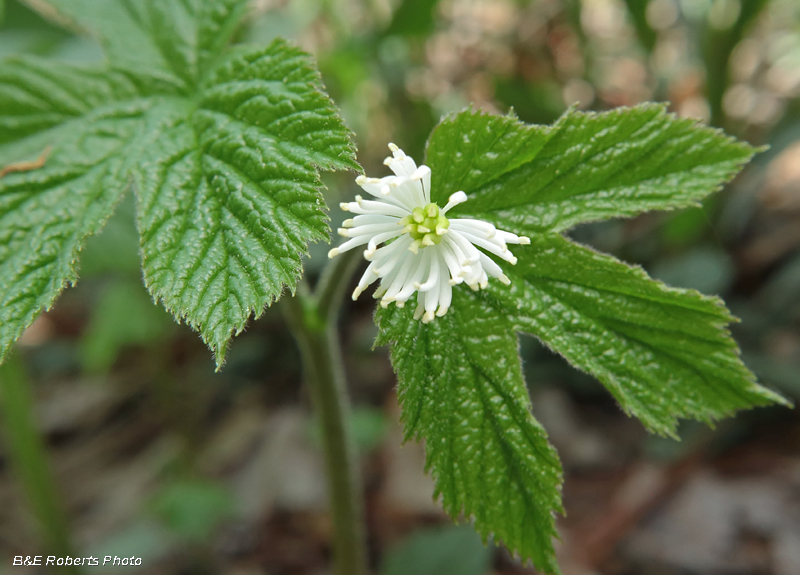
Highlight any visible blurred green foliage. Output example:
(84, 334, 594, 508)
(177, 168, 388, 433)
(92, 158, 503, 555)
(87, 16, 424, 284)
(149, 479, 235, 544)
(380, 525, 491, 575)
(386, 0, 441, 37)
(0, 356, 76, 566)
(309, 405, 389, 454)
(80, 280, 172, 374)
(78, 198, 174, 374)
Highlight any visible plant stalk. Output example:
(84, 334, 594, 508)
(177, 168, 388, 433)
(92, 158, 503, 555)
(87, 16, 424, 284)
(0, 353, 79, 572)
(282, 249, 367, 575)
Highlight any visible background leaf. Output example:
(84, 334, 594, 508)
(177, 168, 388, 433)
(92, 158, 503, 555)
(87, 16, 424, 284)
(379, 525, 491, 575)
(80, 279, 172, 374)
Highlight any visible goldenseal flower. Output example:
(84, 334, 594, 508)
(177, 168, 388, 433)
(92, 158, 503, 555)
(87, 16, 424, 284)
(329, 144, 530, 322)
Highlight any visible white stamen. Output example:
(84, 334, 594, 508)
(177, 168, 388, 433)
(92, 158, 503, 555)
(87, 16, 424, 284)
(417, 252, 440, 292)
(442, 191, 468, 213)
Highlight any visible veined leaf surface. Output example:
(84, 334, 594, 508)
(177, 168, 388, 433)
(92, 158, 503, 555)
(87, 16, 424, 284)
(0, 0, 358, 366)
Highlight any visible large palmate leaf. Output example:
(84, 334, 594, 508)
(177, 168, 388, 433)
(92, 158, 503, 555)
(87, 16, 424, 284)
(0, 0, 358, 366)
(373, 106, 786, 572)
(0, 57, 140, 148)
(376, 289, 563, 574)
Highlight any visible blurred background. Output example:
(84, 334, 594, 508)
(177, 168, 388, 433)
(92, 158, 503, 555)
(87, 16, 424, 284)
(1, 0, 799, 573)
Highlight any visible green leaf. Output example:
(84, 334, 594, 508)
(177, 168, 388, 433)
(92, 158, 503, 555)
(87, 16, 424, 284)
(485, 234, 787, 436)
(426, 104, 756, 234)
(24, 0, 250, 90)
(371, 105, 786, 570)
(1, 1, 358, 367)
(386, 0, 442, 37)
(150, 478, 235, 543)
(133, 43, 358, 364)
(0, 55, 139, 149)
(0, 78, 151, 362)
(376, 289, 563, 574)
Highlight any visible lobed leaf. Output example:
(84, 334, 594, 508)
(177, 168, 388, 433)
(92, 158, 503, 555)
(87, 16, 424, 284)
(373, 105, 787, 571)
(1, 1, 358, 367)
(376, 290, 563, 574)
(426, 104, 757, 234)
(134, 43, 359, 364)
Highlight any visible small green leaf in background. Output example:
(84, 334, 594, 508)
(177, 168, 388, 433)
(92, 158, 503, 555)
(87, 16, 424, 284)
(149, 478, 235, 543)
(385, 0, 442, 37)
(376, 290, 563, 574)
(80, 280, 172, 374)
(380, 525, 491, 575)
(649, 245, 735, 295)
(375, 104, 788, 572)
(309, 406, 389, 454)
(349, 406, 390, 453)
(0, 0, 359, 368)
(660, 203, 712, 248)
(78, 195, 142, 278)
(622, 0, 657, 52)
(85, 520, 173, 569)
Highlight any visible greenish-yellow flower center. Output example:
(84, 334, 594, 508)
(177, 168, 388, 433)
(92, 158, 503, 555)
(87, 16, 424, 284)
(400, 203, 450, 250)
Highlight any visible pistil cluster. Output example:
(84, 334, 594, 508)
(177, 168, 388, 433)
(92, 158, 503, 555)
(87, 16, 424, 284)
(329, 144, 529, 322)
(400, 203, 449, 251)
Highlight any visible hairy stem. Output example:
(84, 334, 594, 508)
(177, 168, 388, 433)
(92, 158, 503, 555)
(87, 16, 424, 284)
(282, 251, 367, 575)
(0, 354, 79, 573)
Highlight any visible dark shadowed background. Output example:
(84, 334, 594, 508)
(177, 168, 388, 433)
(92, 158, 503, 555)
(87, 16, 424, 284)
(1, 0, 799, 573)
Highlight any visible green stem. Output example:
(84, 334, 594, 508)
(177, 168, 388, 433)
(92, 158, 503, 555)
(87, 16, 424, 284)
(282, 253, 367, 575)
(316, 249, 362, 321)
(0, 354, 78, 571)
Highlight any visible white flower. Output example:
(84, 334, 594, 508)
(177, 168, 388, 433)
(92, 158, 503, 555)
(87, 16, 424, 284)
(329, 143, 530, 323)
